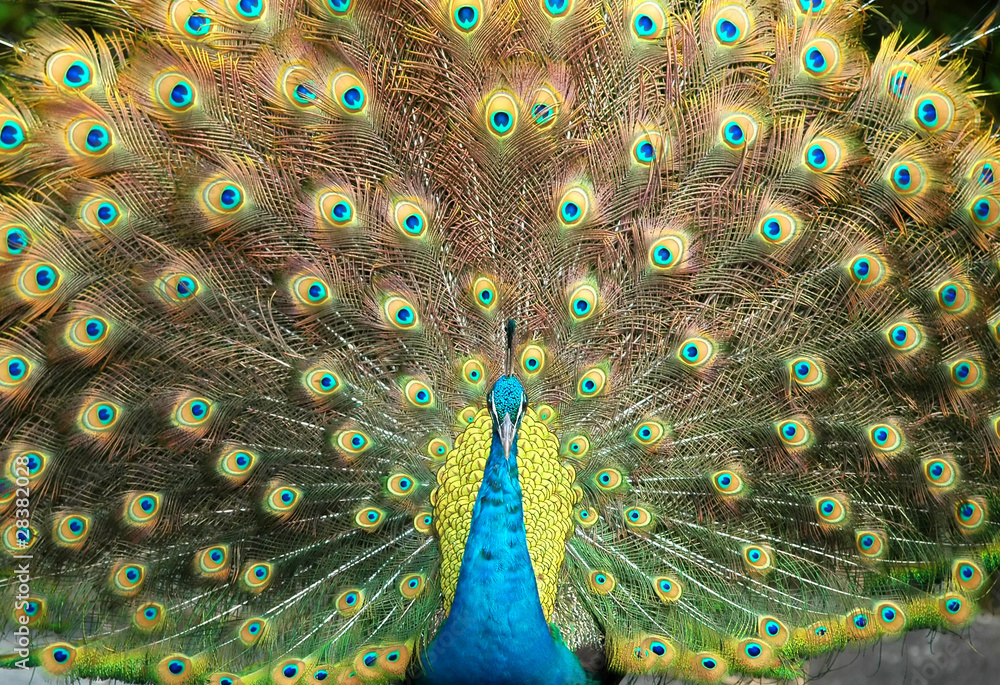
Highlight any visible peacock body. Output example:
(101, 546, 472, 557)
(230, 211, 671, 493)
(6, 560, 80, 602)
(1, 0, 999, 683)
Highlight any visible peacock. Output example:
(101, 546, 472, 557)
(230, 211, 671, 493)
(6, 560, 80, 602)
(1, 0, 999, 683)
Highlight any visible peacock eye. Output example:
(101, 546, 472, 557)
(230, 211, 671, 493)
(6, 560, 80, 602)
(485, 92, 518, 136)
(450, 1, 482, 32)
(757, 210, 798, 245)
(331, 70, 367, 113)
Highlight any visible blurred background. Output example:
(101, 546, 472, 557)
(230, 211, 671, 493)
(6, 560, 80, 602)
(1, 0, 1000, 683)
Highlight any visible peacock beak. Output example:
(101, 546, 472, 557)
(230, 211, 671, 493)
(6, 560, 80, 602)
(498, 414, 517, 460)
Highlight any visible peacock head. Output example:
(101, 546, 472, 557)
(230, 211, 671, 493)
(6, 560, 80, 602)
(487, 374, 527, 460)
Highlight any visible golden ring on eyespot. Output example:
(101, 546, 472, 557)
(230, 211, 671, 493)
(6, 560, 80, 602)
(292, 274, 331, 306)
(174, 397, 213, 427)
(221, 0, 266, 19)
(815, 495, 848, 525)
(623, 505, 654, 530)
(848, 253, 885, 287)
(330, 70, 367, 113)
(631, 1, 667, 40)
(383, 295, 418, 329)
(266, 485, 301, 513)
(79, 197, 124, 230)
(0, 116, 27, 154)
(271, 659, 306, 685)
(969, 195, 1000, 228)
(567, 283, 598, 321)
(16, 261, 62, 299)
(317, 190, 355, 227)
(564, 435, 590, 458)
(631, 128, 665, 166)
(867, 423, 902, 453)
(887, 159, 927, 196)
(913, 90, 955, 134)
(736, 638, 770, 667)
(169, 1, 213, 38)
(126, 492, 162, 524)
(969, 157, 999, 187)
(304, 367, 341, 397)
(540, 0, 574, 19)
(587, 569, 616, 594)
(336, 588, 365, 616)
(472, 276, 498, 310)
(633, 420, 665, 446)
(40, 643, 76, 675)
(519, 344, 546, 375)
(574, 506, 598, 527)
(279, 63, 319, 108)
(712, 5, 751, 46)
(394, 199, 428, 238)
(874, 601, 906, 632)
(0, 353, 32, 388)
(1, 223, 31, 260)
(529, 85, 560, 128)
(387, 473, 417, 497)
(238, 617, 267, 645)
(219, 449, 256, 480)
(845, 609, 876, 638)
(885, 60, 917, 97)
(648, 233, 686, 271)
(535, 403, 555, 423)
(15, 597, 46, 626)
(788, 356, 823, 387)
(594, 468, 623, 490)
(196, 544, 229, 575)
(855, 530, 886, 558)
(939, 592, 972, 624)
(743, 545, 772, 571)
(158, 272, 201, 304)
(653, 576, 682, 603)
(355, 506, 385, 530)
(776, 419, 810, 447)
(413, 510, 433, 533)
(485, 91, 519, 136)
(577, 367, 607, 397)
(3, 524, 36, 552)
(427, 438, 449, 459)
(153, 71, 197, 112)
(953, 559, 985, 593)
(461, 359, 485, 385)
(336, 430, 370, 455)
(801, 36, 841, 77)
(955, 497, 987, 532)
(558, 186, 591, 226)
(46, 50, 95, 90)
(757, 210, 798, 245)
(634, 636, 675, 668)
(458, 406, 477, 424)
(241, 562, 272, 591)
(399, 573, 425, 599)
(66, 117, 113, 156)
(885, 322, 921, 352)
(112, 563, 146, 594)
(711, 470, 744, 496)
(156, 654, 194, 683)
(720, 112, 759, 149)
(5, 450, 49, 482)
(404, 379, 434, 407)
(757, 616, 789, 645)
(450, 0, 484, 33)
(66, 315, 111, 350)
(949, 359, 983, 389)
(804, 136, 843, 173)
(134, 602, 166, 631)
(80, 400, 121, 432)
(935, 281, 972, 314)
(54, 514, 90, 546)
(677, 336, 715, 368)
(922, 457, 957, 489)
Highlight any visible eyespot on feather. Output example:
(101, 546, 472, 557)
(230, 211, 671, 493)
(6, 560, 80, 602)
(757, 616, 789, 646)
(776, 418, 811, 448)
(632, 129, 665, 165)
(195, 544, 230, 579)
(801, 36, 840, 77)
(630, 2, 667, 40)
(712, 5, 751, 46)
(355, 506, 385, 530)
(485, 91, 519, 136)
(53, 513, 90, 549)
(0, 115, 27, 154)
(803, 137, 843, 173)
(623, 505, 654, 531)
(134, 602, 166, 631)
(471, 276, 498, 311)
(743, 545, 772, 572)
(393, 199, 428, 238)
(303, 367, 342, 398)
(111, 562, 147, 596)
(952, 559, 985, 593)
(201, 179, 245, 214)
(541, 0, 575, 19)
(653, 576, 682, 602)
(719, 113, 759, 149)
(66, 118, 113, 156)
(954, 497, 987, 533)
(217, 449, 257, 482)
(40, 643, 77, 675)
(558, 186, 592, 226)
(948, 359, 984, 390)
(587, 569, 616, 594)
(815, 494, 848, 525)
(885, 60, 917, 96)
(847, 253, 886, 287)
(567, 282, 598, 321)
(0, 353, 34, 389)
(866, 423, 903, 454)
(519, 344, 545, 375)
(153, 71, 197, 112)
(317, 190, 356, 227)
(400, 573, 426, 599)
(5, 450, 49, 483)
(450, 0, 483, 33)
(647, 233, 686, 271)
(15, 597, 46, 627)
(593, 467, 624, 491)
(2, 224, 31, 260)
(633, 420, 665, 446)
(222, 0, 266, 20)
(387, 473, 417, 497)
(16, 261, 63, 300)
(634, 635, 675, 669)
(677, 336, 715, 368)
(913, 91, 955, 134)
(336, 589, 365, 616)
(935, 281, 972, 314)
(169, 1, 213, 38)
(173, 396, 215, 428)
(79, 400, 121, 434)
(885, 321, 922, 353)
(279, 64, 319, 108)
(413, 510, 434, 533)
(969, 195, 1000, 228)
(79, 196, 125, 231)
(577, 367, 607, 397)
(529, 85, 560, 127)
(157, 272, 202, 305)
(403, 379, 434, 408)
(875, 601, 906, 633)
(855, 530, 887, 559)
(711, 470, 744, 496)
(938, 592, 973, 626)
(922, 457, 958, 489)
(383, 295, 419, 329)
(238, 617, 267, 645)
(291, 274, 332, 307)
(124, 492, 162, 526)
(241, 561, 273, 592)
(265, 484, 301, 516)
(157, 654, 193, 685)
(574, 506, 598, 527)
(788, 356, 824, 388)
(330, 70, 367, 113)
(46, 51, 95, 91)
(887, 160, 927, 196)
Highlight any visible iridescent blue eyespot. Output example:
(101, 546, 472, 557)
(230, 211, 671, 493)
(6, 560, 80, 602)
(327, 0, 351, 14)
(854, 615, 868, 628)
(0, 120, 25, 150)
(745, 642, 762, 658)
(917, 99, 937, 127)
(765, 620, 780, 636)
(170, 82, 193, 107)
(283, 664, 298, 678)
(186, 11, 211, 35)
(168, 659, 185, 674)
(237, 0, 263, 18)
(454, 5, 478, 31)
(946, 598, 962, 613)
(53, 649, 69, 663)
(701, 658, 717, 669)
(64, 61, 90, 87)
(85, 124, 111, 152)
(363, 652, 378, 667)
(5, 227, 28, 254)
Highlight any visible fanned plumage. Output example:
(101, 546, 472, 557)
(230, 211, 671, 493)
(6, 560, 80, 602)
(1, 1, 1000, 683)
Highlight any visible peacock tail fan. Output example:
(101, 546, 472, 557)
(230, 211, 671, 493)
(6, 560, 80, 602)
(0, 0, 999, 683)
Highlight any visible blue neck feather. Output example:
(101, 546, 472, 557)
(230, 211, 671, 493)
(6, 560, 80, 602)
(421, 429, 585, 685)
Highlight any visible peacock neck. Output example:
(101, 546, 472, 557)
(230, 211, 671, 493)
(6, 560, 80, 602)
(421, 428, 585, 685)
